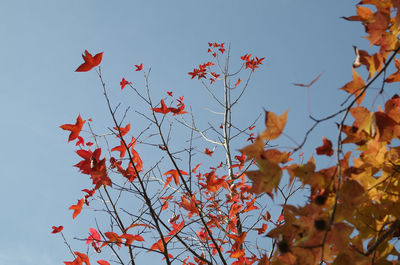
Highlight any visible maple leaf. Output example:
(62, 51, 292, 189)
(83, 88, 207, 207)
(86, 228, 101, 246)
(75, 148, 102, 174)
(340, 68, 365, 106)
(168, 220, 184, 235)
(385, 58, 400, 83)
(90, 158, 112, 189)
(255, 223, 268, 235)
(120, 78, 132, 90)
(102, 232, 122, 248)
(315, 137, 334, 156)
(152, 99, 170, 114)
(234, 78, 242, 87)
(51, 225, 63, 234)
(111, 138, 136, 158)
(114, 123, 131, 137)
(293, 72, 323, 88)
(75, 50, 103, 72)
(240, 137, 265, 159)
(343, 5, 374, 22)
(204, 148, 214, 156)
(60, 114, 86, 142)
(150, 237, 171, 253)
(167, 91, 173, 96)
(246, 159, 283, 194)
(170, 99, 188, 115)
(179, 194, 199, 218)
(200, 171, 226, 193)
(260, 109, 289, 140)
(69, 198, 84, 219)
(120, 233, 144, 246)
(192, 163, 201, 173)
(163, 169, 188, 186)
(135, 63, 143, 71)
(228, 231, 247, 248)
(385, 94, 400, 123)
(75, 136, 85, 146)
(74, 252, 91, 265)
(229, 203, 243, 219)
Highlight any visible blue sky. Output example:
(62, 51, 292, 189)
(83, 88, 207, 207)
(0, 1, 366, 264)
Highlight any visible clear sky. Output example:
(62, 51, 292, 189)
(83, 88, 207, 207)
(0, 1, 365, 264)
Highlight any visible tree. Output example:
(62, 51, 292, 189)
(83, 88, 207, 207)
(56, 1, 400, 264)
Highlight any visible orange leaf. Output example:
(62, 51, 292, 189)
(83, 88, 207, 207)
(97, 261, 110, 265)
(179, 195, 199, 218)
(69, 198, 84, 219)
(260, 109, 289, 140)
(74, 252, 91, 265)
(340, 68, 365, 106)
(124, 223, 154, 233)
(120, 233, 145, 246)
(150, 237, 171, 253)
(60, 114, 85, 142)
(386, 58, 400, 83)
(163, 169, 188, 186)
(192, 163, 201, 173)
(255, 223, 268, 235)
(234, 78, 242, 87)
(168, 220, 184, 235)
(75, 50, 103, 72)
(227, 231, 247, 246)
(102, 232, 122, 248)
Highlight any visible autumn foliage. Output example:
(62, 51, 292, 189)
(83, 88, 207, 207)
(56, 2, 400, 265)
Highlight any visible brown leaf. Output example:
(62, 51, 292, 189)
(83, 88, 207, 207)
(260, 109, 289, 140)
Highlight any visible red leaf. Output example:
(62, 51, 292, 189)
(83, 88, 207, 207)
(204, 148, 214, 157)
(87, 228, 101, 246)
(74, 252, 90, 265)
(60, 114, 86, 142)
(102, 232, 122, 248)
(150, 237, 171, 253)
(163, 169, 188, 186)
(152, 99, 170, 114)
(234, 78, 242, 87)
(124, 222, 154, 233)
(277, 214, 284, 223)
(75, 136, 85, 146)
(315, 137, 334, 156)
(168, 220, 184, 235)
(167, 91, 173, 96)
(179, 195, 199, 218)
(51, 225, 63, 234)
(97, 261, 110, 265)
(114, 123, 131, 137)
(69, 198, 84, 219)
(135, 63, 143, 71)
(255, 223, 268, 235)
(75, 50, 103, 72)
(120, 78, 132, 90)
(192, 163, 201, 173)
